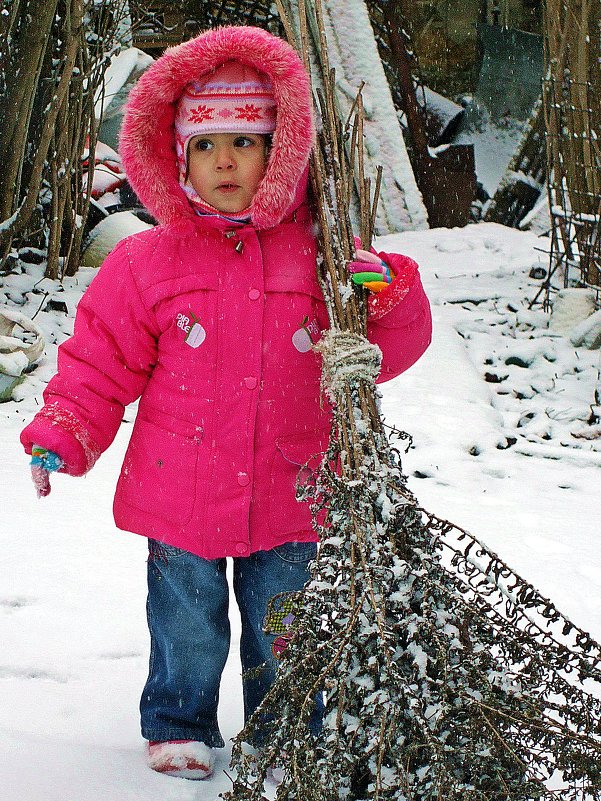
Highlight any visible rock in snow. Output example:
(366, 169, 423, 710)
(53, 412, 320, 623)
(549, 287, 597, 335)
(570, 309, 601, 350)
(80, 212, 154, 269)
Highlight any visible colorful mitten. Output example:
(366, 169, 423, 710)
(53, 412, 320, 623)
(348, 248, 395, 293)
(31, 445, 63, 498)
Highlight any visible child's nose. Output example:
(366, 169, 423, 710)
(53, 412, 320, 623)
(215, 147, 235, 170)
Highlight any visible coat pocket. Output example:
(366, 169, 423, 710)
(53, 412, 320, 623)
(269, 430, 328, 538)
(116, 417, 201, 526)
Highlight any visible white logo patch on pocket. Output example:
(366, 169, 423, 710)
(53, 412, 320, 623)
(177, 311, 206, 348)
(292, 316, 320, 353)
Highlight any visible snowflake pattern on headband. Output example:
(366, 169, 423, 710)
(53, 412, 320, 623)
(188, 104, 215, 123)
(235, 104, 265, 122)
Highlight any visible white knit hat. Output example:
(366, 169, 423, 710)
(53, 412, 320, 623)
(175, 60, 276, 177)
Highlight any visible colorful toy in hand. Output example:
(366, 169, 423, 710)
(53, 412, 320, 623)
(348, 248, 394, 293)
(31, 445, 63, 498)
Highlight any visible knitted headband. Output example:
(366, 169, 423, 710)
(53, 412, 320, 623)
(175, 60, 276, 178)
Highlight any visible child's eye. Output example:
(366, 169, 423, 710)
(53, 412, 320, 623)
(194, 139, 213, 151)
(234, 136, 255, 148)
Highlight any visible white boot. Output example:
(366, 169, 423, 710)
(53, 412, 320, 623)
(147, 740, 215, 779)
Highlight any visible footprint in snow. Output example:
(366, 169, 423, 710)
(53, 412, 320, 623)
(97, 651, 141, 660)
(0, 596, 36, 611)
(0, 666, 68, 683)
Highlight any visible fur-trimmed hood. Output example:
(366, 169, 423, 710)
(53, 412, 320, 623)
(120, 26, 315, 229)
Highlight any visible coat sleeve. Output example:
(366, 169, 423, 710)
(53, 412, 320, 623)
(366, 247, 432, 384)
(20, 238, 159, 475)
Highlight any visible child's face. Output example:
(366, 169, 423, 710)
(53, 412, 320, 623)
(187, 132, 269, 214)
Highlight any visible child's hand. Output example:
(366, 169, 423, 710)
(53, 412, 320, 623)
(348, 249, 395, 293)
(30, 445, 63, 498)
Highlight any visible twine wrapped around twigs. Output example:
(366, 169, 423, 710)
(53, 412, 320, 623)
(315, 330, 382, 397)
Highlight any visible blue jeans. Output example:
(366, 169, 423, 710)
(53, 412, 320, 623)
(140, 539, 318, 746)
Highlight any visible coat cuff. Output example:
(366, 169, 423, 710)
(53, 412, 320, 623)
(368, 254, 419, 321)
(20, 402, 101, 476)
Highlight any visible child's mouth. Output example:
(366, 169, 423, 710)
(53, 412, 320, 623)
(217, 183, 240, 193)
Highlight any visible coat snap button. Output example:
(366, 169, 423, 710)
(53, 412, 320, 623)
(244, 377, 257, 389)
(235, 542, 249, 555)
(248, 288, 260, 300)
(237, 472, 250, 486)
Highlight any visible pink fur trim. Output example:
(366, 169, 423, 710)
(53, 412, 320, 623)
(37, 403, 102, 474)
(120, 26, 315, 229)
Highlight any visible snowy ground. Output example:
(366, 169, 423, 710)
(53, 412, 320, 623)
(454, 112, 527, 198)
(1, 222, 600, 800)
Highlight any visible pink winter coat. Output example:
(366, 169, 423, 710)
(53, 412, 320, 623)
(21, 26, 432, 559)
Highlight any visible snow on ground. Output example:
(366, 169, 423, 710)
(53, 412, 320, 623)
(1, 222, 600, 800)
(454, 113, 527, 198)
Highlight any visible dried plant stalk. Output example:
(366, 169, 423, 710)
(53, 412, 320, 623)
(544, 0, 601, 291)
(0, 0, 130, 278)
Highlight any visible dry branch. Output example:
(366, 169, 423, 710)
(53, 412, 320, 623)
(544, 0, 601, 293)
(0, 0, 130, 278)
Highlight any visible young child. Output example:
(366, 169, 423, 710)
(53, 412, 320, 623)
(21, 26, 432, 780)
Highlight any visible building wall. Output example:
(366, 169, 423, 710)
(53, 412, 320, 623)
(399, 0, 542, 96)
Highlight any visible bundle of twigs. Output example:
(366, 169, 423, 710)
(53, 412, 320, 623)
(544, 0, 601, 290)
(0, 0, 130, 278)
(224, 2, 601, 799)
